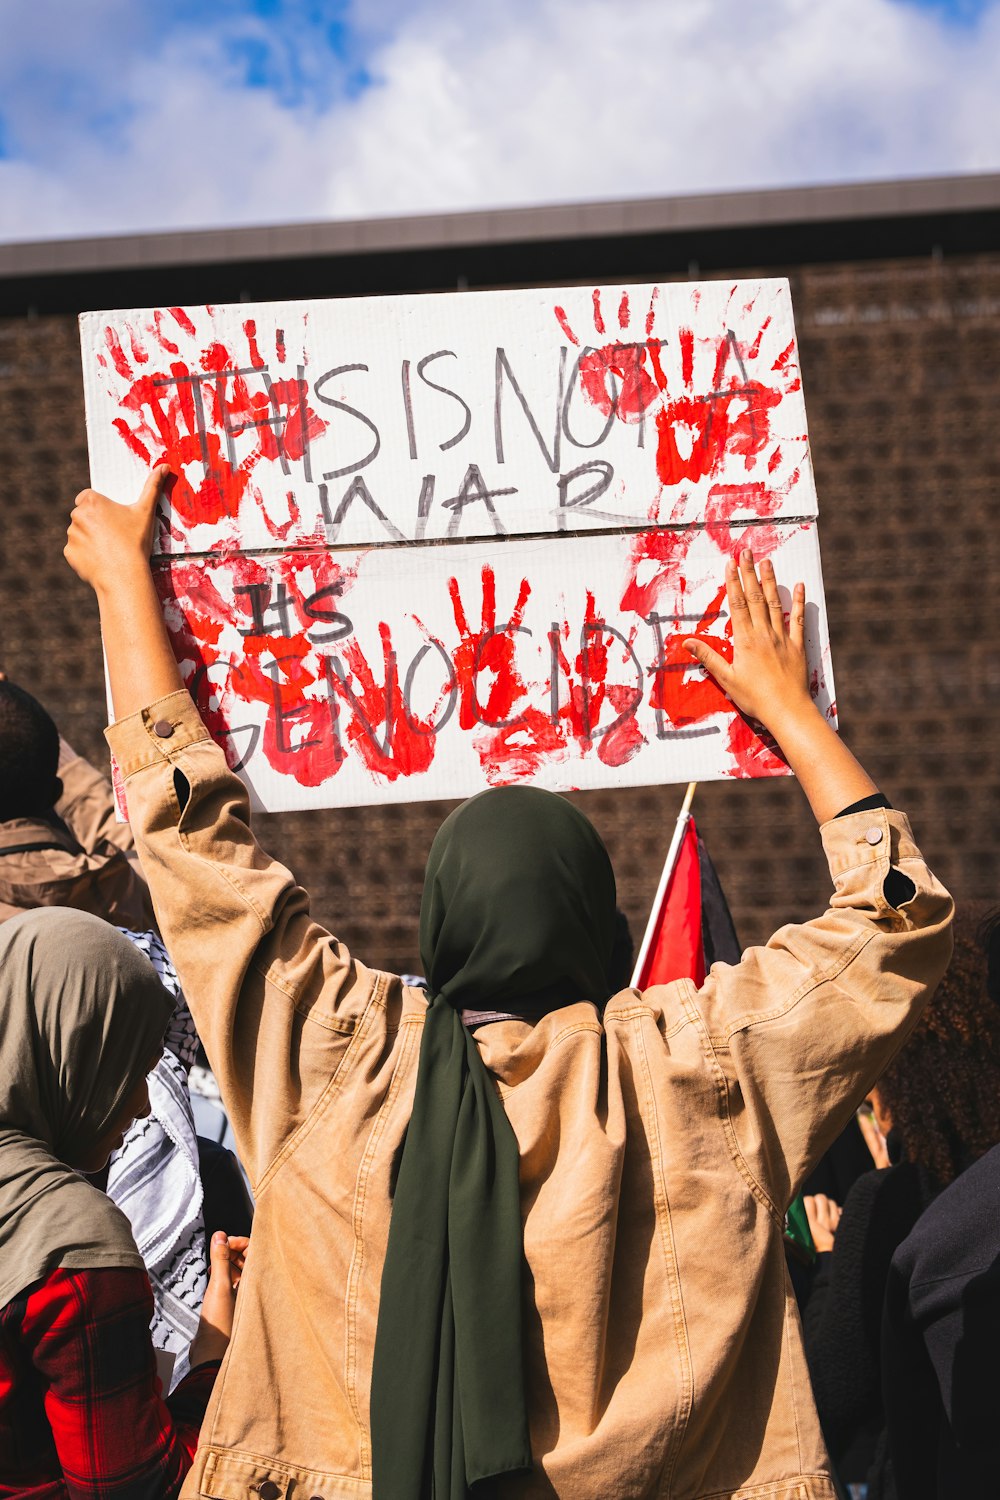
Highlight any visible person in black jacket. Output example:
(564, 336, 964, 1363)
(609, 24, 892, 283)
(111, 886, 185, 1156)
(882, 1138, 1000, 1499)
(802, 903, 1000, 1498)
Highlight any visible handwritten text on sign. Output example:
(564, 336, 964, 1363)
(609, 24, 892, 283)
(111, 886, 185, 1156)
(80, 280, 835, 809)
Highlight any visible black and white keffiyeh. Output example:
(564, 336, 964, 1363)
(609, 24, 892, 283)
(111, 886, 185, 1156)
(108, 929, 206, 1387)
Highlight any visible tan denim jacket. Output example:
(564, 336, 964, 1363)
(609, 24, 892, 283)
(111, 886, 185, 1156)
(107, 691, 953, 1500)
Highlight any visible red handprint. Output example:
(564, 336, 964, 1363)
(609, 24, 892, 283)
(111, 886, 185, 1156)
(648, 584, 789, 778)
(554, 287, 665, 440)
(331, 622, 438, 782)
(99, 310, 327, 544)
(447, 565, 571, 783)
(159, 549, 352, 788)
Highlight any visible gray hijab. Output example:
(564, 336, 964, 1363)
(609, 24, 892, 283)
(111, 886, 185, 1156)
(0, 907, 174, 1309)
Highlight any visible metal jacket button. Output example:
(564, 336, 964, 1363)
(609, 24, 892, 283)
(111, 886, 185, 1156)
(865, 825, 883, 846)
(152, 718, 175, 739)
(253, 1482, 280, 1500)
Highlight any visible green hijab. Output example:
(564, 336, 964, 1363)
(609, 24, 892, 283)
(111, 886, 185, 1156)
(0, 907, 174, 1310)
(371, 786, 617, 1500)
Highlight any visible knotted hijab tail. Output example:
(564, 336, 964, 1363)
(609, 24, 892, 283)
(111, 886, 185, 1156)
(371, 997, 530, 1500)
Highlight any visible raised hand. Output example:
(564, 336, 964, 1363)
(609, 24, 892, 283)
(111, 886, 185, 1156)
(857, 1103, 892, 1170)
(684, 547, 878, 825)
(64, 465, 172, 594)
(683, 548, 810, 738)
(64, 466, 185, 720)
(188, 1231, 249, 1369)
(225, 1234, 250, 1289)
(803, 1193, 842, 1254)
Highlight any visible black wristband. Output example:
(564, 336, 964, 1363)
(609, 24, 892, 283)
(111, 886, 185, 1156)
(834, 792, 892, 820)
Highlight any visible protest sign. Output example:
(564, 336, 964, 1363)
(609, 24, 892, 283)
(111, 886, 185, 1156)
(80, 279, 835, 810)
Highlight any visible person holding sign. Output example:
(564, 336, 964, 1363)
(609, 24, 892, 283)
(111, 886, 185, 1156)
(64, 466, 952, 1500)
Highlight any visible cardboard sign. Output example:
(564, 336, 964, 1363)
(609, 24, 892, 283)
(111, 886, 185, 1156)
(80, 280, 835, 810)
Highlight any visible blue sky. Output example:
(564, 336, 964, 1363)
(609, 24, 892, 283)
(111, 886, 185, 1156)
(0, 0, 998, 243)
(907, 0, 992, 15)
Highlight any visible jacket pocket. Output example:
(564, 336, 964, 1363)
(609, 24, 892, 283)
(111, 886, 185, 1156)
(197, 1446, 371, 1499)
(696, 1475, 839, 1499)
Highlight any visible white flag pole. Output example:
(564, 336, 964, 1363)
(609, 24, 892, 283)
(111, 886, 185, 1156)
(630, 781, 698, 990)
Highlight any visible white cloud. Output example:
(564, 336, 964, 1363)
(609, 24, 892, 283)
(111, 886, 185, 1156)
(0, 0, 998, 242)
(321, 0, 1000, 211)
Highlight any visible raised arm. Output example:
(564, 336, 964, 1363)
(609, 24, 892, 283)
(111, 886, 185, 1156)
(64, 468, 388, 1186)
(64, 466, 184, 720)
(676, 549, 953, 1206)
(683, 547, 876, 822)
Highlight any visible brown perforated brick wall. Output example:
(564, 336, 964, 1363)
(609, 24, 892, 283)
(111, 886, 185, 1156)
(1, 253, 998, 971)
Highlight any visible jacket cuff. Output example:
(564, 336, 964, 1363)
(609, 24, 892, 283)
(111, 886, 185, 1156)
(104, 690, 212, 778)
(818, 807, 919, 911)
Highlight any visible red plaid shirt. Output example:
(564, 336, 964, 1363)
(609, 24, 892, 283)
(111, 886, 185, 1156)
(0, 1266, 218, 1498)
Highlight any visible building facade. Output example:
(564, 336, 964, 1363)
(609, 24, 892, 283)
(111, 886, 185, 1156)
(1, 175, 997, 969)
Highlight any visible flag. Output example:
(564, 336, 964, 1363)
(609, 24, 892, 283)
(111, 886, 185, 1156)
(634, 817, 706, 989)
(633, 814, 741, 989)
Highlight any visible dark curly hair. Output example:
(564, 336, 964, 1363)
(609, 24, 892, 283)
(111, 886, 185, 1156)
(878, 903, 1000, 1187)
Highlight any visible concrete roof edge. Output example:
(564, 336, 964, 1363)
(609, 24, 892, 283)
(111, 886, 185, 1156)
(2, 171, 998, 281)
